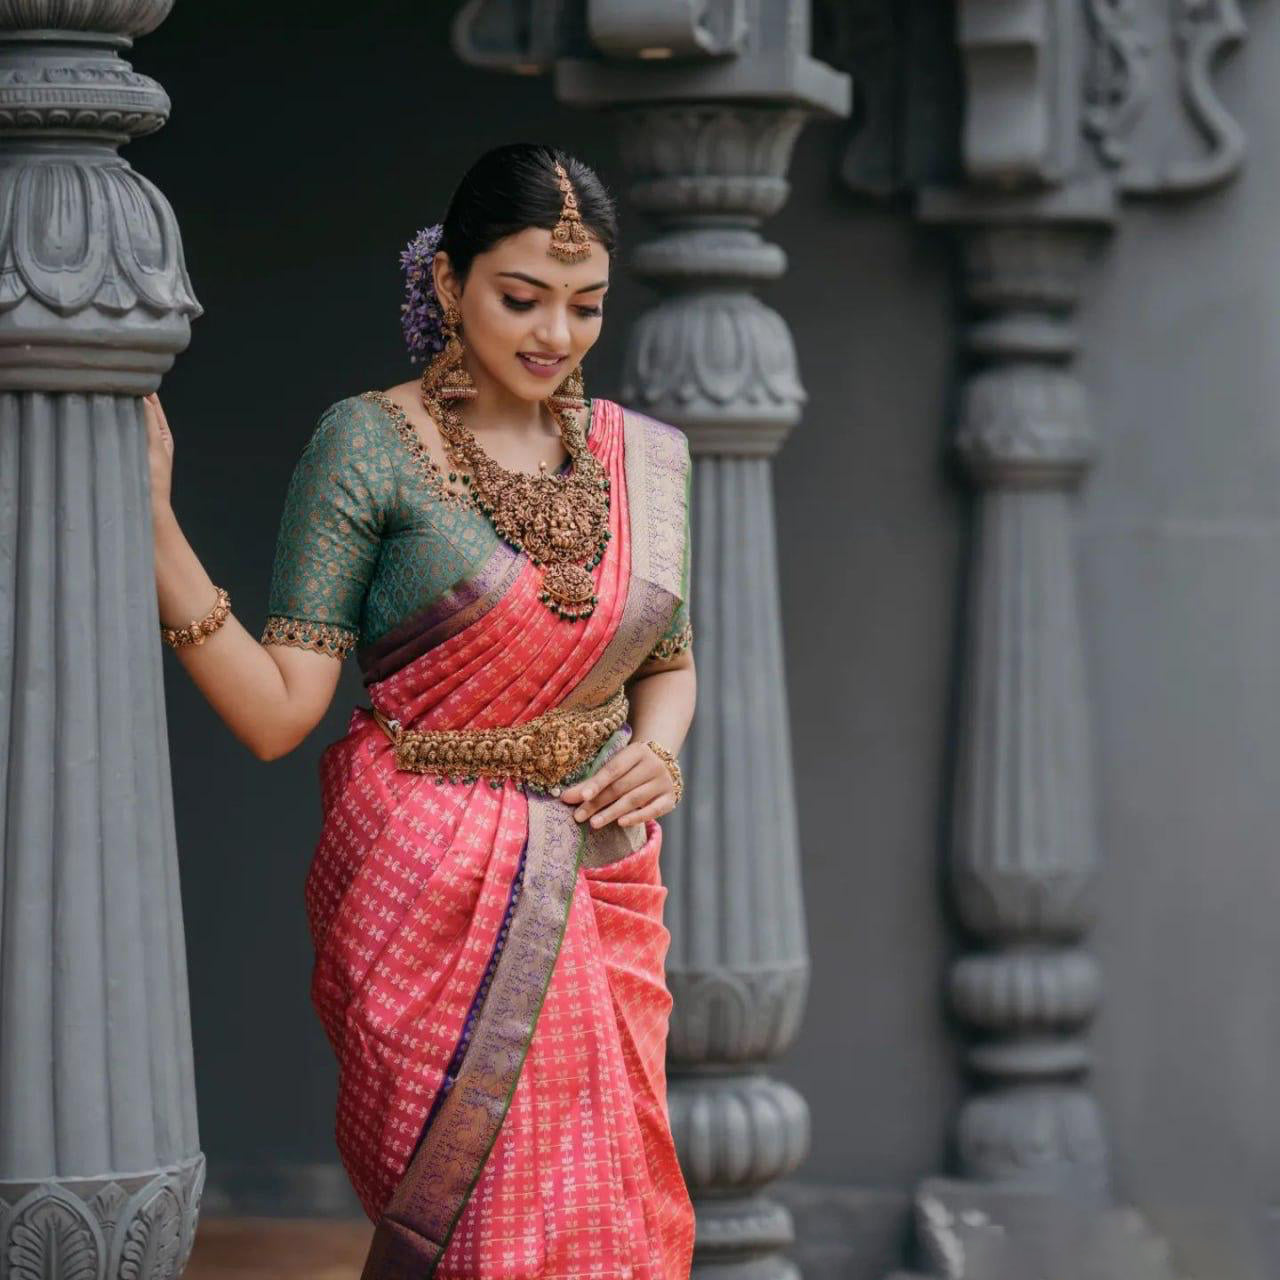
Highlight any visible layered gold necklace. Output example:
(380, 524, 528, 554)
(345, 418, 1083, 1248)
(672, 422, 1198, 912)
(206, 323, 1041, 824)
(419, 311, 611, 620)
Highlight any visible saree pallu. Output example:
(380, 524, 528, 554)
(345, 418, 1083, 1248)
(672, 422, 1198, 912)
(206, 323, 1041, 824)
(303, 398, 695, 1280)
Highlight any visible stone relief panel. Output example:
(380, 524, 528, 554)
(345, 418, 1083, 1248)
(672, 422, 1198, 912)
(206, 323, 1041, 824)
(1083, 0, 1248, 193)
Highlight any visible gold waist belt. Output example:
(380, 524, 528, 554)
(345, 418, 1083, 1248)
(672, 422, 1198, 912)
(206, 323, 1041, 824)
(371, 688, 629, 795)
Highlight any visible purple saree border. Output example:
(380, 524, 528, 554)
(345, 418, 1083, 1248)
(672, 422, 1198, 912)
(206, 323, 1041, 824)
(360, 796, 586, 1280)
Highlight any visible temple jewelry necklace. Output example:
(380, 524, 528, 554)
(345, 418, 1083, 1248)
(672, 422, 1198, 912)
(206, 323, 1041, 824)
(419, 309, 610, 620)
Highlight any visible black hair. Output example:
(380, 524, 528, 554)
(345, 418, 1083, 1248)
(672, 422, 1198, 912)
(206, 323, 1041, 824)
(438, 143, 618, 284)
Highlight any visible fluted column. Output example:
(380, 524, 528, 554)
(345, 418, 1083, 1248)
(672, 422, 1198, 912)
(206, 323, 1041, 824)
(0, 4, 205, 1279)
(931, 206, 1114, 1198)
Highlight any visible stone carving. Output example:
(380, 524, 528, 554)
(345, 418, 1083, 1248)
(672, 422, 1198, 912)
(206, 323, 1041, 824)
(1083, 0, 1247, 193)
(6, 1189, 104, 1280)
(954, 0, 1077, 184)
(0, 10, 199, 391)
(920, 207, 1118, 1203)
(626, 294, 804, 439)
(949, 949, 1102, 1030)
(666, 963, 809, 1061)
(667, 1072, 810, 1188)
(586, 0, 746, 59)
(0, 63, 169, 137)
(0, 1158, 205, 1280)
(0, 0, 172, 36)
(0, 161, 196, 315)
(613, 104, 808, 448)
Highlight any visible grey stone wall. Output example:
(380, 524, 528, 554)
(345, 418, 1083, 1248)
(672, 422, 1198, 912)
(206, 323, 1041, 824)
(1080, 11, 1280, 1270)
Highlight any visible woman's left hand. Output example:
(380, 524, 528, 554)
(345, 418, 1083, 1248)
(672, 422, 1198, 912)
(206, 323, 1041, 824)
(560, 742, 678, 829)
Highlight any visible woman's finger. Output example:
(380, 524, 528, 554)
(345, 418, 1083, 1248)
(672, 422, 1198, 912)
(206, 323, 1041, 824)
(143, 395, 171, 444)
(562, 744, 644, 807)
(573, 758, 649, 821)
(588, 778, 665, 829)
(618, 794, 675, 828)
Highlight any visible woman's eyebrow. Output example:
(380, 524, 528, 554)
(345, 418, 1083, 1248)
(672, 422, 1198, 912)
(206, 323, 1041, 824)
(497, 271, 609, 293)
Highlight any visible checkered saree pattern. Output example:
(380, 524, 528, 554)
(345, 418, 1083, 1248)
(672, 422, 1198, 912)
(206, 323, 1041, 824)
(303, 400, 696, 1279)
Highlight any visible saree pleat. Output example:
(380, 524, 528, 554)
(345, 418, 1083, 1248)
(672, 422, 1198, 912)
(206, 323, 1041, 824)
(304, 399, 695, 1279)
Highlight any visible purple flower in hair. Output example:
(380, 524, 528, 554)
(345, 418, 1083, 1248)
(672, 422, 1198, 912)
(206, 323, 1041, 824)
(399, 222, 446, 363)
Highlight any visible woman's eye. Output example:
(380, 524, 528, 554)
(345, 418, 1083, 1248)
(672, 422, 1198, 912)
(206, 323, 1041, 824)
(502, 295, 536, 311)
(576, 306, 603, 318)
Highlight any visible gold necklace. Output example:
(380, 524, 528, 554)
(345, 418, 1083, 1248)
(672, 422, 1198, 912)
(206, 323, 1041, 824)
(419, 310, 611, 620)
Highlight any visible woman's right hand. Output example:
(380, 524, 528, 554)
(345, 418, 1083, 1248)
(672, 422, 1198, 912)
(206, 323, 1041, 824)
(143, 391, 174, 514)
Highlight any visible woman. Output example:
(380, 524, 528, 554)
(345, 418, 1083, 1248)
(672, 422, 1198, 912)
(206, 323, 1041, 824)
(146, 143, 697, 1280)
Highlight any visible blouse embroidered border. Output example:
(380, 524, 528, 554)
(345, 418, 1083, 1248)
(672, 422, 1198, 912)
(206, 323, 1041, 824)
(261, 615, 358, 659)
(648, 619, 692, 663)
(360, 388, 476, 511)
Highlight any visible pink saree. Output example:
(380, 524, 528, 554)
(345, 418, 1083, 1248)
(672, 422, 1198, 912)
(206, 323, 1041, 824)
(303, 398, 695, 1280)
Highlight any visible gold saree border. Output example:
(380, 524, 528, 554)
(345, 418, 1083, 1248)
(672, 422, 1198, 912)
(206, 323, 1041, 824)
(563, 405, 691, 708)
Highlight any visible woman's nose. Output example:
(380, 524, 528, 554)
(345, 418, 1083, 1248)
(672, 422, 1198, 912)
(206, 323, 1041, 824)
(535, 310, 572, 351)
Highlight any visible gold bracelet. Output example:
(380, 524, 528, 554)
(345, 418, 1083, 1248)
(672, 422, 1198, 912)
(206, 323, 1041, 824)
(161, 585, 231, 650)
(645, 739, 684, 808)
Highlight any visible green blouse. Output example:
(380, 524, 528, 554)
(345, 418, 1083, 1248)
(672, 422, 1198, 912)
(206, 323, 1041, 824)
(261, 392, 693, 664)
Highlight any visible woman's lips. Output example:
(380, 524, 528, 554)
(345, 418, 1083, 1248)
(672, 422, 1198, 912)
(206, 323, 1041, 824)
(517, 353, 567, 378)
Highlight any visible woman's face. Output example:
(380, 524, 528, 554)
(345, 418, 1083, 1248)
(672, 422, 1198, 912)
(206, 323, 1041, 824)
(433, 225, 609, 404)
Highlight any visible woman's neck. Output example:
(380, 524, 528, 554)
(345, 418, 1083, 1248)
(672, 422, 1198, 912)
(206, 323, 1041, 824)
(461, 352, 556, 441)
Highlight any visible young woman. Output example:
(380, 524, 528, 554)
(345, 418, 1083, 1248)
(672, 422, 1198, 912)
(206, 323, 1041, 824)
(146, 144, 696, 1279)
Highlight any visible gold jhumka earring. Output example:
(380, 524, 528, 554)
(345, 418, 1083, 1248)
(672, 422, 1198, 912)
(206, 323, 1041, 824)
(418, 303, 609, 620)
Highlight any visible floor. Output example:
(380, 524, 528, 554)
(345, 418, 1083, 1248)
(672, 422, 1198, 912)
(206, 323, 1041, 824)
(185, 1218, 374, 1279)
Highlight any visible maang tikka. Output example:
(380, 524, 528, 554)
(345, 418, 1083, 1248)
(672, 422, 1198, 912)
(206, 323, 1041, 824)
(418, 301, 611, 620)
(548, 160, 592, 263)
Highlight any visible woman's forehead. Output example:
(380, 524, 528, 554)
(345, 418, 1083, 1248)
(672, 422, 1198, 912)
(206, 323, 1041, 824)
(483, 227, 609, 286)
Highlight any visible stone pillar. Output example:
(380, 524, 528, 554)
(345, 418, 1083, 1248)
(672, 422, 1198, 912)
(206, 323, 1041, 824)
(613, 104, 813, 1280)
(0, 4, 205, 1278)
(904, 188, 1130, 1271)
(552, 8, 848, 1277)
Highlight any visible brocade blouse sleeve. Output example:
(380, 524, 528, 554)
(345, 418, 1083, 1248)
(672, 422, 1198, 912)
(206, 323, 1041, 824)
(260, 397, 394, 660)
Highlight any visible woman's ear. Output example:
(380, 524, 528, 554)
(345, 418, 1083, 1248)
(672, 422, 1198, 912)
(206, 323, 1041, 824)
(433, 250, 460, 313)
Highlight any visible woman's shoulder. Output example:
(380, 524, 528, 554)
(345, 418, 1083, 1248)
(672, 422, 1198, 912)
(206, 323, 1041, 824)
(287, 391, 401, 505)
(606, 400, 691, 470)
(298, 389, 402, 454)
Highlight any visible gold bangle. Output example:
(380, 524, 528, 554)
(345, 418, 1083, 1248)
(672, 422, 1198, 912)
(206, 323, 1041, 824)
(645, 738, 684, 808)
(161, 585, 231, 650)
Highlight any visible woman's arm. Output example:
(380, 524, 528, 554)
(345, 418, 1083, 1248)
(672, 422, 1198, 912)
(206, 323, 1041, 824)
(147, 394, 344, 761)
(559, 646, 696, 829)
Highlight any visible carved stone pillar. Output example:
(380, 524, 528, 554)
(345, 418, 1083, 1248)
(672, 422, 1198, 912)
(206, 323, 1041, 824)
(0, 4, 205, 1278)
(821, 0, 1250, 1275)
(612, 104, 814, 1280)
(459, 4, 849, 1275)
(556, 15, 846, 1280)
